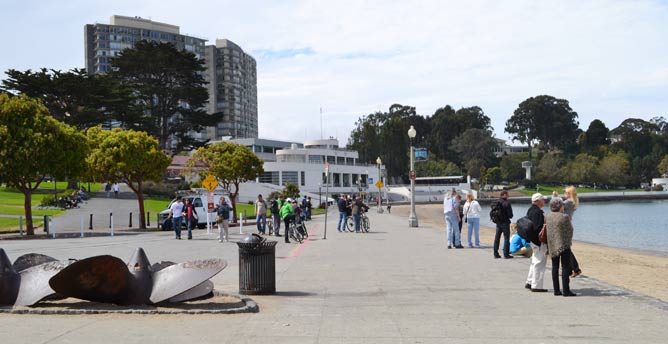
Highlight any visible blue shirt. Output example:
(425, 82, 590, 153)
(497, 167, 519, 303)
(510, 233, 530, 253)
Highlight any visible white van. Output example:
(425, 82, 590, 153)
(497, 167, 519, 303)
(158, 192, 234, 230)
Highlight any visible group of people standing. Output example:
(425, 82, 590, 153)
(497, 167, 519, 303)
(444, 186, 582, 297)
(336, 194, 369, 232)
(257, 194, 312, 243)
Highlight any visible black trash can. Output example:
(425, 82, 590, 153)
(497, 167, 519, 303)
(237, 234, 277, 295)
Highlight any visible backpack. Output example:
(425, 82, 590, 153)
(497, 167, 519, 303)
(490, 200, 504, 224)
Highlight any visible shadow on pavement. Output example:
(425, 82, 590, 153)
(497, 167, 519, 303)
(273, 291, 318, 297)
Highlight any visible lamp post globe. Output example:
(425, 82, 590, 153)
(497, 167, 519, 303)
(407, 126, 418, 227)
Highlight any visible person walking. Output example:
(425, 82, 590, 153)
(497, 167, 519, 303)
(305, 196, 312, 220)
(523, 193, 548, 292)
(270, 196, 282, 236)
(113, 183, 119, 198)
(255, 194, 268, 234)
(337, 195, 348, 232)
(185, 198, 197, 240)
(444, 188, 463, 249)
(492, 190, 514, 258)
(546, 197, 577, 297)
(169, 196, 185, 240)
(563, 186, 582, 277)
(104, 182, 111, 198)
(462, 193, 482, 248)
(280, 198, 296, 243)
(215, 197, 232, 242)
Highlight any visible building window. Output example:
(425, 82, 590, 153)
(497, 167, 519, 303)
(308, 155, 323, 164)
(346, 157, 354, 166)
(326, 156, 335, 164)
(282, 171, 298, 186)
(333, 173, 341, 187)
(352, 174, 360, 187)
(343, 174, 350, 187)
(361, 175, 368, 188)
(337, 157, 345, 165)
(300, 171, 305, 186)
(259, 171, 279, 185)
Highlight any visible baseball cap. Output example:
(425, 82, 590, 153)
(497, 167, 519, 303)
(286, 198, 293, 203)
(531, 193, 544, 202)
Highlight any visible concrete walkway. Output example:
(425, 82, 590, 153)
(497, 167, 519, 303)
(1, 207, 667, 343)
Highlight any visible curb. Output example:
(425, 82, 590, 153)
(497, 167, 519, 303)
(0, 292, 259, 315)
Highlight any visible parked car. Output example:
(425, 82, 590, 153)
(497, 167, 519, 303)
(158, 193, 234, 231)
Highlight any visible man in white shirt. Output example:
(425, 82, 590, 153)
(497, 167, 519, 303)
(443, 188, 462, 249)
(113, 183, 119, 198)
(170, 196, 185, 240)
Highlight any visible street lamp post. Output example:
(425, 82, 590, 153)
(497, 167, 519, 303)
(376, 157, 384, 213)
(408, 125, 419, 227)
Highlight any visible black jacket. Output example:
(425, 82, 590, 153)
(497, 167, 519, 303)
(498, 198, 514, 224)
(525, 204, 545, 246)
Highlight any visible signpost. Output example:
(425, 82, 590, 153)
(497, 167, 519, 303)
(202, 175, 218, 234)
(324, 163, 330, 240)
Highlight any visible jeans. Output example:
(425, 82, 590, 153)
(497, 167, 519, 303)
(256, 214, 266, 233)
(186, 216, 193, 239)
(353, 213, 361, 232)
(445, 212, 460, 246)
(552, 249, 573, 293)
(494, 223, 511, 256)
(527, 243, 548, 289)
(272, 213, 281, 234)
(466, 217, 480, 247)
(172, 216, 183, 238)
(283, 214, 295, 242)
(337, 211, 347, 231)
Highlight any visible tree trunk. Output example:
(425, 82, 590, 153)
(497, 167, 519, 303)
(136, 180, 146, 229)
(24, 190, 34, 235)
(230, 182, 240, 223)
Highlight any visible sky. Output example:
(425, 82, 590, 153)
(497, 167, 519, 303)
(1, 0, 667, 145)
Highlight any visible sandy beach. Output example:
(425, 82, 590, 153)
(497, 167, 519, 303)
(392, 204, 668, 302)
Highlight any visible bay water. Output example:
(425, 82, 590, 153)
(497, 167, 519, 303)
(480, 199, 668, 254)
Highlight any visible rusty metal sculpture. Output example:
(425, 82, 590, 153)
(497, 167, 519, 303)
(49, 248, 227, 305)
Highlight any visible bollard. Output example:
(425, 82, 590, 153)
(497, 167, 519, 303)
(51, 218, 56, 239)
(80, 217, 84, 238)
(129, 212, 133, 228)
(147, 212, 150, 227)
(239, 212, 243, 234)
(111, 213, 114, 237)
(109, 212, 112, 228)
(89, 214, 93, 230)
(19, 216, 23, 236)
(206, 212, 211, 235)
(44, 215, 49, 235)
(157, 214, 160, 230)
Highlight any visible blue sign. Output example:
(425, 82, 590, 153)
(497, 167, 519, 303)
(415, 148, 428, 162)
(368, 177, 374, 184)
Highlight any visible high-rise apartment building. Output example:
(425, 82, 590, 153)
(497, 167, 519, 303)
(84, 15, 206, 74)
(204, 39, 258, 139)
(84, 16, 258, 141)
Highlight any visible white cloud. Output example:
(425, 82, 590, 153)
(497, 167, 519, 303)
(1, 0, 667, 145)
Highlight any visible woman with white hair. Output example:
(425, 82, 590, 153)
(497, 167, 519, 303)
(546, 197, 577, 297)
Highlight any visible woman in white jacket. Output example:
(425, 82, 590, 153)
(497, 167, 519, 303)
(463, 193, 482, 248)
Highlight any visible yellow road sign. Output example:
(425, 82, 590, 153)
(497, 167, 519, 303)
(375, 181, 384, 189)
(202, 174, 218, 192)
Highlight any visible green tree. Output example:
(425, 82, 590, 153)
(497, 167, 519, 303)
(597, 153, 630, 186)
(505, 95, 580, 157)
(451, 128, 498, 166)
(1, 68, 140, 130)
(0, 94, 89, 235)
(187, 142, 264, 220)
(444, 162, 462, 176)
(562, 154, 599, 184)
(111, 41, 221, 152)
(415, 159, 447, 177)
(535, 152, 565, 183)
(658, 155, 668, 176)
(485, 167, 502, 185)
(86, 127, 170, 229)
(581, 119, 610, 153)
(282, 182, 301, 199)
(499, 152, 533, 182)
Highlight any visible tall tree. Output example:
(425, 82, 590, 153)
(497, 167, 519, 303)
(110, 41, 221, 152)
(561, 154, 599, 184)
(535, 152, 565, 183)
(86, 127, 171, 229)
(451, 128, 498, 166)
(187, 142, 264, 221)
(0, 94, 88, 235)
(597, 153, 630, 186)
(505, 95, 579, 155)
(581, 119, 610, 153)
(658, 155, 668, 176)
(1, 68, 140, 130)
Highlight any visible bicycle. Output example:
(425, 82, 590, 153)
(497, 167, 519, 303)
(346, 210, 370, 232)
(288, 221, 305, 243)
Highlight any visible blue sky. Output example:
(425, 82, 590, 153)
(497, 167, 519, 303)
(1, 0, 667, 145)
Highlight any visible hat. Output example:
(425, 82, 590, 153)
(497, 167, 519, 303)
(531, 193, 544, 202)
(286, 198, 293, 203)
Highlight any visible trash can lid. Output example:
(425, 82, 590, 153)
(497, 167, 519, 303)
(239, 233, 265, 244)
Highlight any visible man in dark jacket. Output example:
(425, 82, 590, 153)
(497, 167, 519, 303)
(493, 190, 514, 258)
(337, 195, 348, 232)
(525, 193, 548, 292)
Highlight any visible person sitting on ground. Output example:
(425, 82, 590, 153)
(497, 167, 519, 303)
(509, 223, 532, 257)
(546, 197, 577, 297)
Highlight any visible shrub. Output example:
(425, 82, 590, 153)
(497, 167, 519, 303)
(522, 179, 537, 189)
(142, 181, 180, 198)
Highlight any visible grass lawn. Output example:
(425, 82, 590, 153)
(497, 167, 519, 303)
(0, 217, 45, 233)
(518, 185, 644, 196)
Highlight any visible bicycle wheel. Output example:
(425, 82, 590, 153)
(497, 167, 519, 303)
(289, 224, 303, 243)
(346, 216, 355, 232)
(362, 217, 370, 232)
(299, 222, 308, 238)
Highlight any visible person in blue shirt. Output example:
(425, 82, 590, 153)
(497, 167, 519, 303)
(509, 223, 532, 257)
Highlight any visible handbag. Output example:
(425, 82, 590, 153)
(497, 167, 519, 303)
(216, 215, 223, 224)
(463, 204, 470, 223)
(539, 225, 547, 243)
